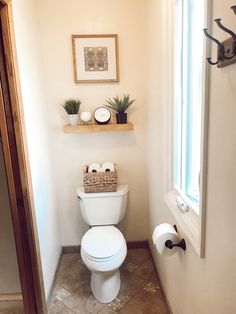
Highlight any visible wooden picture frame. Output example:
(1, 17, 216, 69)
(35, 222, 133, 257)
(72, 34, 119, 83)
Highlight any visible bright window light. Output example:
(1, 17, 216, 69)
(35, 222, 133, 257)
(173, 0, 205, 214)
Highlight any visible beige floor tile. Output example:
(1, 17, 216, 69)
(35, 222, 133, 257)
(48, 298, 75, 314)
(122, 262, 138, 273)
(98, 306, 117, 314)
(119, 289, 170, 314)
(124, 248, 151, 266)
(0, 301, 24, 313)
(49, 249, 169, 314)
(143, 281, 160, 295)
(134, 259, 159, 283)
(57, 260, 90, 293)
(118, 270, 147, 304)
(108, 297, 126, 311)
(51, 284, 71, 302)
(60, 253, 81, 270)
(62, 283, 105, 314)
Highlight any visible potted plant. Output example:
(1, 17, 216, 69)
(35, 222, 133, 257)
(62, 98, 81, 126)
(105, 94, 135, 124)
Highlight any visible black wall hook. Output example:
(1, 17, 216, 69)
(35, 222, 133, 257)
(231, 5, 236, 15)
(203, 5, 236, 67)
(203, 28, 225, 65)
(214, 18, 236, 58)
(214, 18, 236, 40)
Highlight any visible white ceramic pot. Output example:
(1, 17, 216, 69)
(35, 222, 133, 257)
(68, 114, 78, 126)
(80, 111, 92, 124)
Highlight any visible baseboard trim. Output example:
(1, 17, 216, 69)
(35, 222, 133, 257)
(47, 249, 63, 309)
(127, 240, 149, 249)
(147, 241, 173, 314)
(0, 293, 22, 301)
(62, 246, 81, 254)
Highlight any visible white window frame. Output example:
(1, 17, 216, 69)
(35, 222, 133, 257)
(162, 0, 211, 258)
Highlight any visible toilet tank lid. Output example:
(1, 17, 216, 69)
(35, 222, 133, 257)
(77, 184, 128, 199)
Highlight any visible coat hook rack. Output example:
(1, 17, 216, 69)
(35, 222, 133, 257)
(203, 5, 236, 68)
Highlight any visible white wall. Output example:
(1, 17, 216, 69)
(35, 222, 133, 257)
(147, 1, 236, 313)
(12, 0, 61, 298)
(36, 0, 149, 245)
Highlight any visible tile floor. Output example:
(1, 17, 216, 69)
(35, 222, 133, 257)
(49, 248, 170, 314)
(0, 301, 24, 314)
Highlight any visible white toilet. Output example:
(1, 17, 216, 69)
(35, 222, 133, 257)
(77, 185, 128, 303)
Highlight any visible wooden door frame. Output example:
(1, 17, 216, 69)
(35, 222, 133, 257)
(0, 0, 46, 313)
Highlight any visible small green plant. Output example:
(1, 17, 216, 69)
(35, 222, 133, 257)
(62, 98, 81, 114)
(105, 94, 135, 113)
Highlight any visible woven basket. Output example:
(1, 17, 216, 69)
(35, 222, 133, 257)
(83, 165, 118, 193)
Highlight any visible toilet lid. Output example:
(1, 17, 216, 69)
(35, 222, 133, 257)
(82, 226, 126, 259)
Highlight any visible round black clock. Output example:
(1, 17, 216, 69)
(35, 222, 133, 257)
(94, 107, 111, 124)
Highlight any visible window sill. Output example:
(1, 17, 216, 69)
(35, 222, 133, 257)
(164, 190, 204, 257)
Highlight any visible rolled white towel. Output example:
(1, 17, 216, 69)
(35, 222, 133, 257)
(101, 161, 115, 173)
(88, 163, 102, 173)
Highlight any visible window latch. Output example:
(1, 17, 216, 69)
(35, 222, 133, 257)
(176, 196, 189, 213)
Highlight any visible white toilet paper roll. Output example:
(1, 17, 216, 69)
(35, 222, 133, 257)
(152, 223, 180, 257)
(88, 163, 102, 173)
(101, 161, 115, 173)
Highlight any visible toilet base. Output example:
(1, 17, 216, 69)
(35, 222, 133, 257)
(91, 270, 121, 303)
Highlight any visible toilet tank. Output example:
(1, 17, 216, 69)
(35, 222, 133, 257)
(77, 185, 128, 226)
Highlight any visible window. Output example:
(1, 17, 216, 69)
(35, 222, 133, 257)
(163, 0, 210, 257)
(173, 0, 205, 214)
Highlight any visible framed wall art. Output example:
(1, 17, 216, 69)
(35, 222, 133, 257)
(72, 34, 119, 83)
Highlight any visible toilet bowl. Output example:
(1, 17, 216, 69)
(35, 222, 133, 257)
(81, 226, 127, 303)
(77, 185, 128, 303)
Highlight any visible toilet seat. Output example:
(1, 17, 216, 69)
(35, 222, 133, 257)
(81, 226, 126, 262)
(82, 246, 126, 263)
(81, 226, 127, 272)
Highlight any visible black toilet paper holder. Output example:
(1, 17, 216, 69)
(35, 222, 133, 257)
(165, 225, 186, 251)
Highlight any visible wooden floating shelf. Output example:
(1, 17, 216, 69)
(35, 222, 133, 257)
(63, 122, 134, 133)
